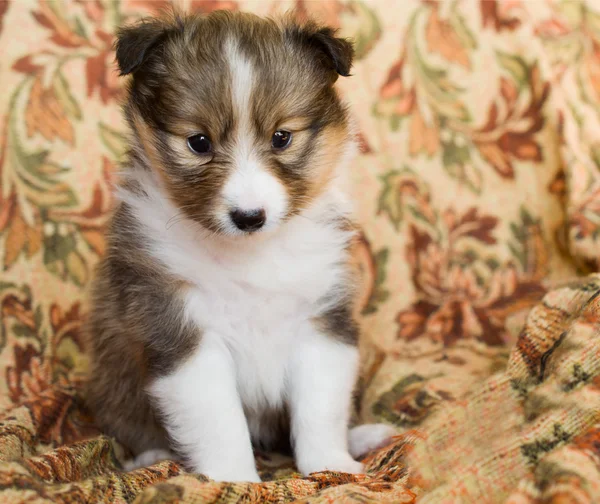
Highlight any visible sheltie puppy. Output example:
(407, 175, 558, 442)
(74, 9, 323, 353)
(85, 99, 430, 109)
(86, 10, 395, 482)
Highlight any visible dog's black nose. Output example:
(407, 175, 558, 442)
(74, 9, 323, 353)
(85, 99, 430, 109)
(230, 208, 266, 232)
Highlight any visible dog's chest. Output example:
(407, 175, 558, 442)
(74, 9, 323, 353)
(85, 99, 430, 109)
(185, 283, 300, 410)
(173, 225, 349, 410)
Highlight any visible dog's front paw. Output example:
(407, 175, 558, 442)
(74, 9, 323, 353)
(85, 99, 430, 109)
(297, 452, 364, 476)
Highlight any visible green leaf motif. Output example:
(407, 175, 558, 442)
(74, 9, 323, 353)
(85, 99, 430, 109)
(34, 305, 43, 331)
(42, 224, 89, 287)
(390, 115, 402, 132)
(53, 70, 82, 120)
(12, 324, 37, 339)
(442, 141, 482, 194)
(442, 141, 470, 166)
(371, 374, 427, 425)
(73, 15, 88, 40)
(43, 231, 76, 266)
(508, 205, 542, 272)
(520, 206, 535, 226)
(362, 248, 390, 315)
(378, 167, 434, 231)
(99, 122, 127, 163)
(0, 282, 17, 291)
(521, 423, 571, 465)
(106, 0, 124, 31)
(404, 8, 471, 122)
(496, 51, 529, 89)
(7, 85, 77, 209)
(345, 1, 382, 60)
(66, 250, 88, 287)
(449, 3, 476, 52)
(378, 170, 405, 231)
(411, 48, 470, 122)
(485, 257, 501, 271)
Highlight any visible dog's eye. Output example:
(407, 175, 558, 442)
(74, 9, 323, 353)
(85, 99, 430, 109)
(272, 130, 292, 150)
(187, 134, 212, 155)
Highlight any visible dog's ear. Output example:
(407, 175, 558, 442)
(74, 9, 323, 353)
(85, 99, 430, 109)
(288, 22, 354, 79)
(311, 27, 354, 77)
(115, 19, 168, 76)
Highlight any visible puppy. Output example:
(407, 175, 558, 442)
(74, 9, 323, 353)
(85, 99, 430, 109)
(86, 10, 395, 482)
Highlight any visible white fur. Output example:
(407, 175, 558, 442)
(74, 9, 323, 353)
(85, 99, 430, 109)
(348, 424, 397, 459)
(123, 449, 175, 472)
(221, 161, 288, 231)
(226, 38, 253, 122)
(220, 39, 288, 232)
(289, 329, 363, 475)
(149, 334, 261, 482)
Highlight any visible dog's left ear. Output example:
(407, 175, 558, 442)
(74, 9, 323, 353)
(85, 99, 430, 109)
(311, 27, 354, 77)
(289, 22, 354, 79)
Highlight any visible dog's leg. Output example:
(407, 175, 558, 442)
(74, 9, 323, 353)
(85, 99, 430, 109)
(148, 335, 260, 482)
(289, 329, 363, 476)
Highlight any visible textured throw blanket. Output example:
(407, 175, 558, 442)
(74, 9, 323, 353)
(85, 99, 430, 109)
(2, 0, 600, 502)
(2, 277, 600, 503)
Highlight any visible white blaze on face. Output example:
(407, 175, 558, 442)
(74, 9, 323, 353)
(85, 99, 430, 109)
(221, 38, 288, 232)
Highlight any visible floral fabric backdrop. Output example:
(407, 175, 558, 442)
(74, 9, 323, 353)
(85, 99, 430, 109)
(2, 0, 600, 503)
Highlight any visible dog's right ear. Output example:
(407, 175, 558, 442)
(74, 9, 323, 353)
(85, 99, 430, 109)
(115, 19, 168, 76)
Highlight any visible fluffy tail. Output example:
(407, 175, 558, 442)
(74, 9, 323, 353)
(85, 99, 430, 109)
(348, 423, 397, 459)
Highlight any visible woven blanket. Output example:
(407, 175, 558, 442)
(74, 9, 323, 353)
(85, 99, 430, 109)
(2, 1, 600, 502)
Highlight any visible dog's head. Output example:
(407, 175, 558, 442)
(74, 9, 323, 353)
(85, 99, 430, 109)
(117, 10, 354, 236)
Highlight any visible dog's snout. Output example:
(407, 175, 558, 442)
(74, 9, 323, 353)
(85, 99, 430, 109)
(230, 208, 266, 232)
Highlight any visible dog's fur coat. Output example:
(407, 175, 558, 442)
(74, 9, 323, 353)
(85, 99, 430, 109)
(86, 10, 394, 482)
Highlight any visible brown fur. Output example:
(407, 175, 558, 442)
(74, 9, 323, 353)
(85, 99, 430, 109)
(86, 9, 357, 459)
(119, 9, 353, 231)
